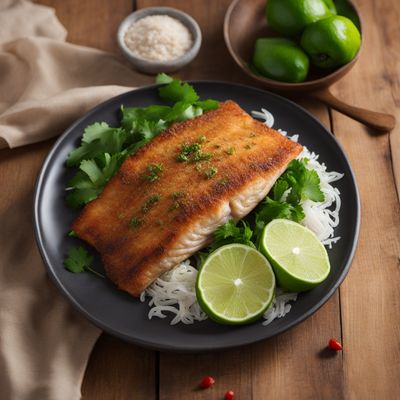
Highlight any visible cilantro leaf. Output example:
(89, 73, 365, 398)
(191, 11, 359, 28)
(195, 99, 219, 111)
(64, 246, 93, 273)
(158, 79, 199, 103)
(209, 219, 255, 251)
(66, 187, 101, 208)
(281, 159, 325, 204)
(273, 179, 289, 201)
(67, 126, 127, 167)
(82, 122, 111, 143)
(252, 158, 323, 244)
(302, 169, 325, 202)
(155, 73, 174, 84)
(80, 159, 103, 184)
(66, 152, 126, 208)
(254, 198, 305, 243)
(65, 76, 219, 210)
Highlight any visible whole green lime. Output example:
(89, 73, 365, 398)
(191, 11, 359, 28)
(253, 38, 310, 83)
(321, 0, 337, 14)
(300, 15, 361, 69)
(265, 0, 333, 36)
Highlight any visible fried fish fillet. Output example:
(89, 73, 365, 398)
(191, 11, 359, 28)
(72, 101, 302, 296)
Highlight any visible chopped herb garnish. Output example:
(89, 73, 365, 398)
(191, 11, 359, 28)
(249, 132, 256, 138)
(169, 201, 181, 211)
(130, 217, 141, 227)
(172, 191, 184, 199)
(193, 151, 213, 162)
(218, 178, 230, 186)
(204, 167, 218, 179)
(177, 141, 213, 163)
(244, 144, 252, 150)
(68, 230, 77, 237)
(214, 144, 221, 149)
(198, 135, 207, 143)
(195, 164, 202, 172)
(144, 163, 163, 182)
(142, 194, 161, 213)
(177, 142, 200, 162)
(177, 153, 189, 162)
(224, 147, 235, 155)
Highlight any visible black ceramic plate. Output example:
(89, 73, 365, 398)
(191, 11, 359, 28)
(34, 82, 360, 352)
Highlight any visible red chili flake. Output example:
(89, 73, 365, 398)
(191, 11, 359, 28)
(200, 376, 215, 389)
(328, 338, 343, 351)
(224, 390, 235, 400)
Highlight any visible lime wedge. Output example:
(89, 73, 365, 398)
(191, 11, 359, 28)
(196, 244, 275, 325)
(261, 219, 330, 292)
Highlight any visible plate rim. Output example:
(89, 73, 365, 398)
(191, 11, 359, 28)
(33, 80, 360, 352)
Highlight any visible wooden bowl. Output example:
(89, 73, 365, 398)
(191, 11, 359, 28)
(224, 0, 395, 132)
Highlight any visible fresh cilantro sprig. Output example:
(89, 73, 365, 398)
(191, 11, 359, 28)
(253, 158, 324, 243)
(205, 158, 325, 254)
(209, 219, 255, 252)
(64, 246, 104, 278)
(65, 74, 219, 208)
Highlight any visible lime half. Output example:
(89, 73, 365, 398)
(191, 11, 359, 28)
(196, 244, 275, 325)
(261, 219, 330, 292)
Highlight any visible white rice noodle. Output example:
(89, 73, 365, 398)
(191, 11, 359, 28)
(141, 107, 343, 326)
(262, 289, 298, 326)
(251, 108, 275, 128)
(140, 259, 207, 325)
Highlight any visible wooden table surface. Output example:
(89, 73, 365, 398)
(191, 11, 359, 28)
(6, 0, 400, 398)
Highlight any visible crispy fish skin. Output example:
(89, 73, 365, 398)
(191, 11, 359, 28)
(72, 101, 302, 296)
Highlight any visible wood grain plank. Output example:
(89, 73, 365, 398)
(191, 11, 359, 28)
(159, 295, 343, 400)
(37, 0, 134, 55)
(373, 0, 400, 199)
(133, 1, 344, 399)
(81, 335, 155, 400)
(32, 1, 157, 399)
(329, 0, 400, 398)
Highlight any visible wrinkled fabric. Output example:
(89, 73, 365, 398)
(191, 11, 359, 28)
(0, 1, 146, 399)
(0, 0, 144, 149)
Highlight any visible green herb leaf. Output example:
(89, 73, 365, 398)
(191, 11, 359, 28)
(65, 77, 219, 210)
(302, 169, 325, 202)
(64, 246, 94, 273)
(159, 79, 199, 104)
(155, 73, 174, 84)
(144, 163, 163, 182)
(282, 159, 325, 204)
(195, 99, 219, 111)
(130, 217, 141, 228)
(142, 194, 161, 213)
(204, 167, 218, 179)
(210, 219, 255, 252)
(82, 122, 111, 143)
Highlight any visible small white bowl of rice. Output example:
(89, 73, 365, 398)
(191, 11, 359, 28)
(117, 7, 202, 74)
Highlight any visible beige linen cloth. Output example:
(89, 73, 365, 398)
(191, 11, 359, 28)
(0, 1, 147, 399)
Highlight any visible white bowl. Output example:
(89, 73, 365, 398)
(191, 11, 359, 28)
(117, 7, 202, 74)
